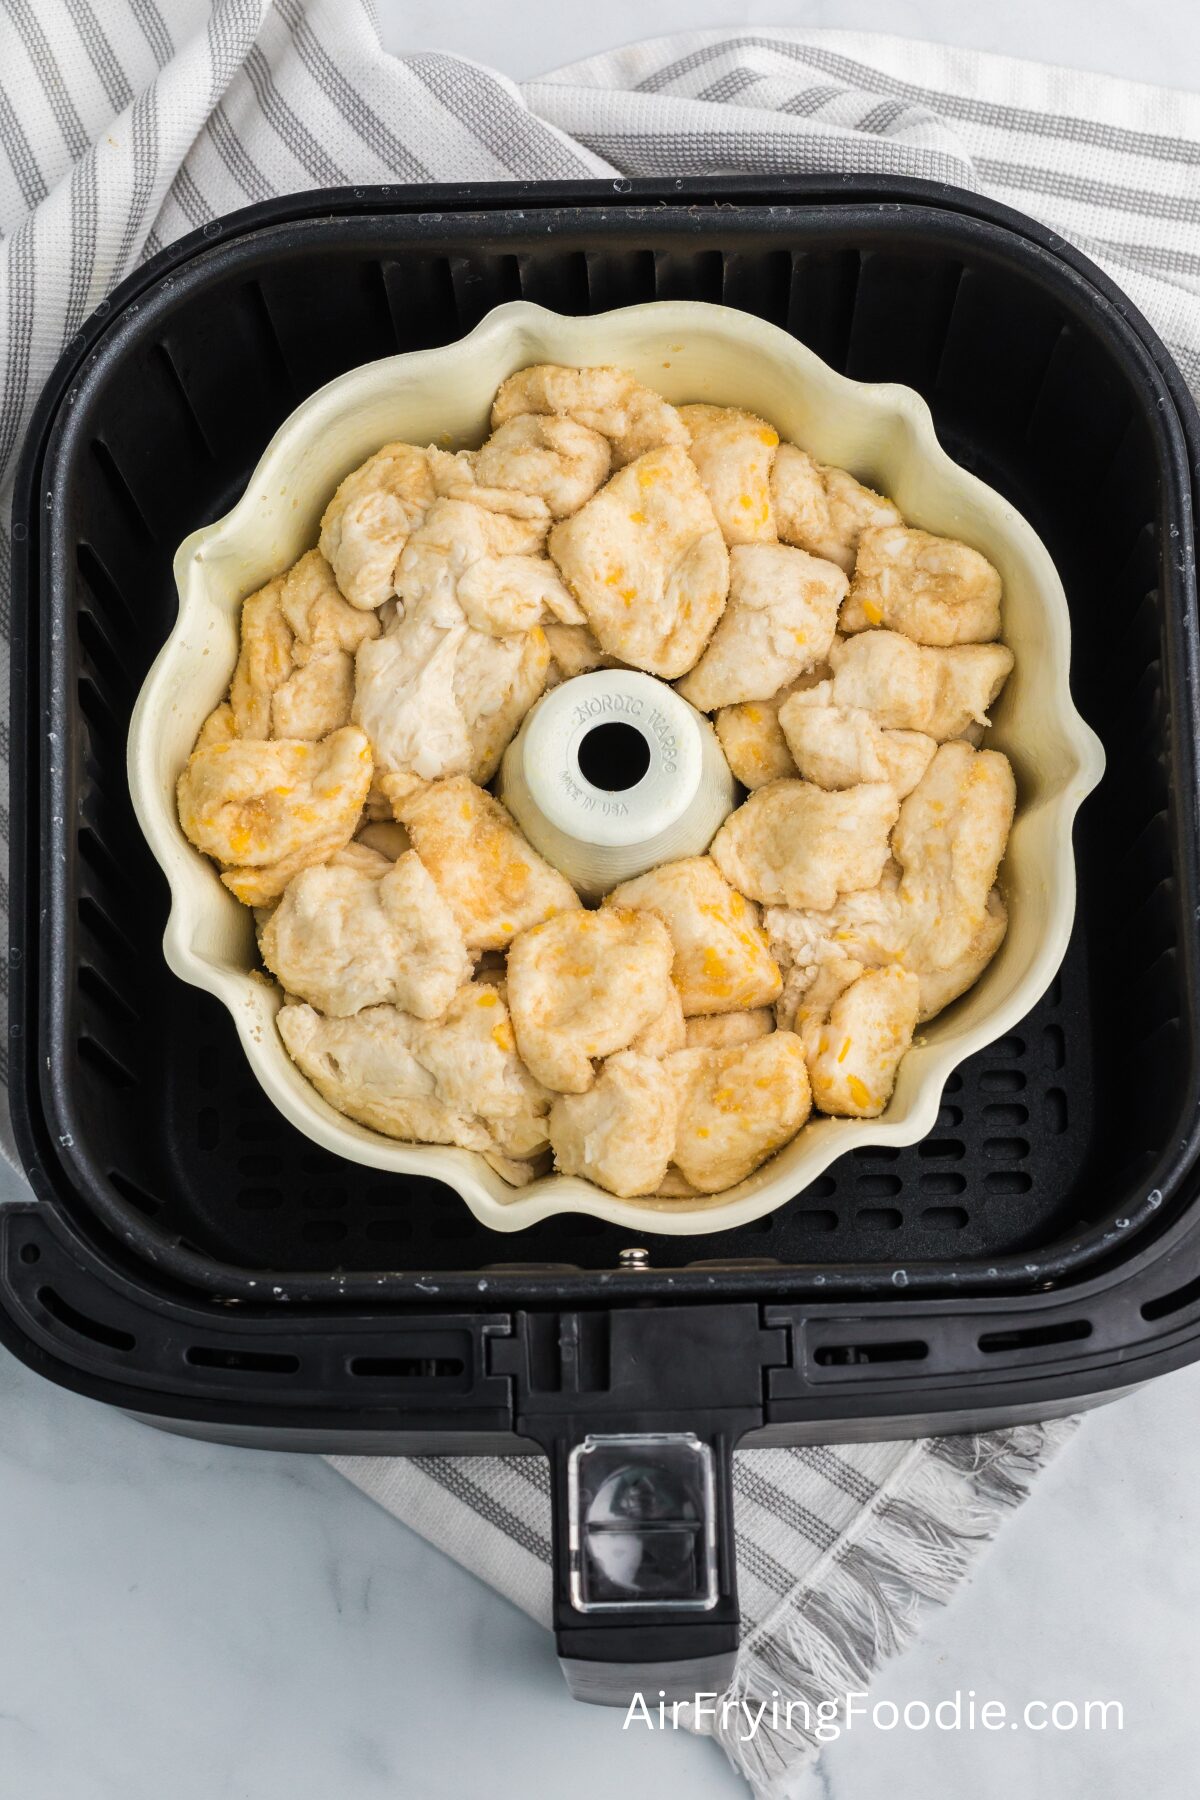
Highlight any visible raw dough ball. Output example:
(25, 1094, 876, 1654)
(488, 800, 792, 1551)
(668, 1032, 812, 1191)
(771, 444, 901, 573)
(177, 725, 372, 905)
(491, 363, 689, 467)
(842, 524, 1002, 644)
(506, 906, 676, 1092)
(608, 856, 781, 1017)
(397, 776, 580, 951)
(828, 631, 1014, 739)
(710, 779, 898, 911)
(260, 846, 471, 1018)
(679, 403, 778, 544)
(675, 542, 845, 712)
(549, 1051, 678, 1197)
(319, 441, 435, 609)
(548, 446, 729, 678)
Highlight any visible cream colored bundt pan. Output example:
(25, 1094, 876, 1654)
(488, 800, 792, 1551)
(128, 301, 1104, 1238)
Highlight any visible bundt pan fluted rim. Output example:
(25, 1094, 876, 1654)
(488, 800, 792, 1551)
(127, 299, 1105, 1237)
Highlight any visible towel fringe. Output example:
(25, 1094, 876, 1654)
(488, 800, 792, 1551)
(697, 1419, 1078, 1795)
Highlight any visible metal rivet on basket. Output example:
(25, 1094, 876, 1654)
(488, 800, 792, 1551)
(618, 1247, 652, 1270)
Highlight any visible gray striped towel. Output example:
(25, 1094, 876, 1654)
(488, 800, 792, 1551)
(4, 1, 1195, 1790)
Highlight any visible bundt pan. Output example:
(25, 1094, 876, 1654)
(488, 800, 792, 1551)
(127, 299, 1104, 1236)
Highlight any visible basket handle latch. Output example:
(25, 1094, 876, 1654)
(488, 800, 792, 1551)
(495, 1301, 788, 1706)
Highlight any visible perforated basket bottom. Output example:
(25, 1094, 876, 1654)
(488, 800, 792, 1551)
(137, 953, 1092, 1272)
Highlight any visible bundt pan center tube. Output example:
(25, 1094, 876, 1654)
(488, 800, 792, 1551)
(499, 668, 738, 898)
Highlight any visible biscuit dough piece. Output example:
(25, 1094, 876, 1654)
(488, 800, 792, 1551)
(629, 984, 688, 1057)
(549, 1051, 678, 1197)
(506, 907, 676, 1092)
(474, 414, 612, 517)
(797, 958, 920, 1117)
(778, 681, 936, 796)
(279, 549, 384, 655)
(713, 662, 833, 789)
(177, 725, 372, 905)
(260, 846, 471, 1018)
(710, 779, 898, 911)
(277, 981, 548, 1155)
(829, 631, 1014, 739)
(194, 702, 236, 753)
(609, 857, 782, 1017)
(914, 887, 1008, 1019)
(771, 444, 901, 573)
(424, 446, 556, 525)
(892, 740, 1016, 969)
(451, 623, 551, 784)
(714, 695, 797, 788)
(679, 404, 779, 544)
(491, 363, 689, 467)
(548, 446, 729, 678)
(842, 524, 1002, 644)
(397, 776, 580, 952)
(397, 496, 580, 636)
(353, 605, 549, 794)
(413, 982, 552, 1160)
(765, 743, 1014, 1022)
(542, 622, 621, 687)
(319, 441, 436, 609)
(684, 1008, 775, 1048)
(274, 552, 381, 739)
(669, 1032, 812, 1191)
(270, 649, 355, 741)
(675, 543, 845, 712)
(228, 551, 383, 743)
(229, 576, 292, 739)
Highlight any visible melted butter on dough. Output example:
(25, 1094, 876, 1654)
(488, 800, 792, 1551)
(397, 776, 580, 951)
(675, 542, 845, 712)
(506, 906, 676, 1092)
(679, 403, 779, 545)
(668, 1032, 812, 1192)
(549, 1051, 678, 1197)
(608, 856, 781, 1017)
(177, 724, 372, 905)
(548, 445, 729, 678)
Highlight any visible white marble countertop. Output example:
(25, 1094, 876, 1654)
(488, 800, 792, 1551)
(6, 4, 1200, 1797)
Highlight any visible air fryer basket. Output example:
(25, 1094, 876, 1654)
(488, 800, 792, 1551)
(8, 178, 1200, 1702)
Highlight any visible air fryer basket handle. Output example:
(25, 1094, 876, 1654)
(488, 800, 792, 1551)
(498, 1302, 787, 1706)
(544, 1423, 743, 1705)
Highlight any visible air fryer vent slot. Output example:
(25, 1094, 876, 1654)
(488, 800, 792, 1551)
(37, 1286, 135, 1352)
(1142, 1274, 1200, 1322)
(813, 1339, 927, 1367)
(348, 1355, 465, 1379)
(185, 1345, 300, 1374)
(978, 1319, 1093, 1354)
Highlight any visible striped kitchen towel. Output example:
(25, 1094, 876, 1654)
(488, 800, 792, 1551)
(1, 1, 1193, 1790)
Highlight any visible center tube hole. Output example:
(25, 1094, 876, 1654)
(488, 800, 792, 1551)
(577, 721, 652, 792)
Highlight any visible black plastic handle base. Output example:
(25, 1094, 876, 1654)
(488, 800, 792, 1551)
(492, 1303, 789, 1705)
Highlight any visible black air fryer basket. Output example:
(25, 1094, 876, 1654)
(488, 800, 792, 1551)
(8, 177, 1200, 1701)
